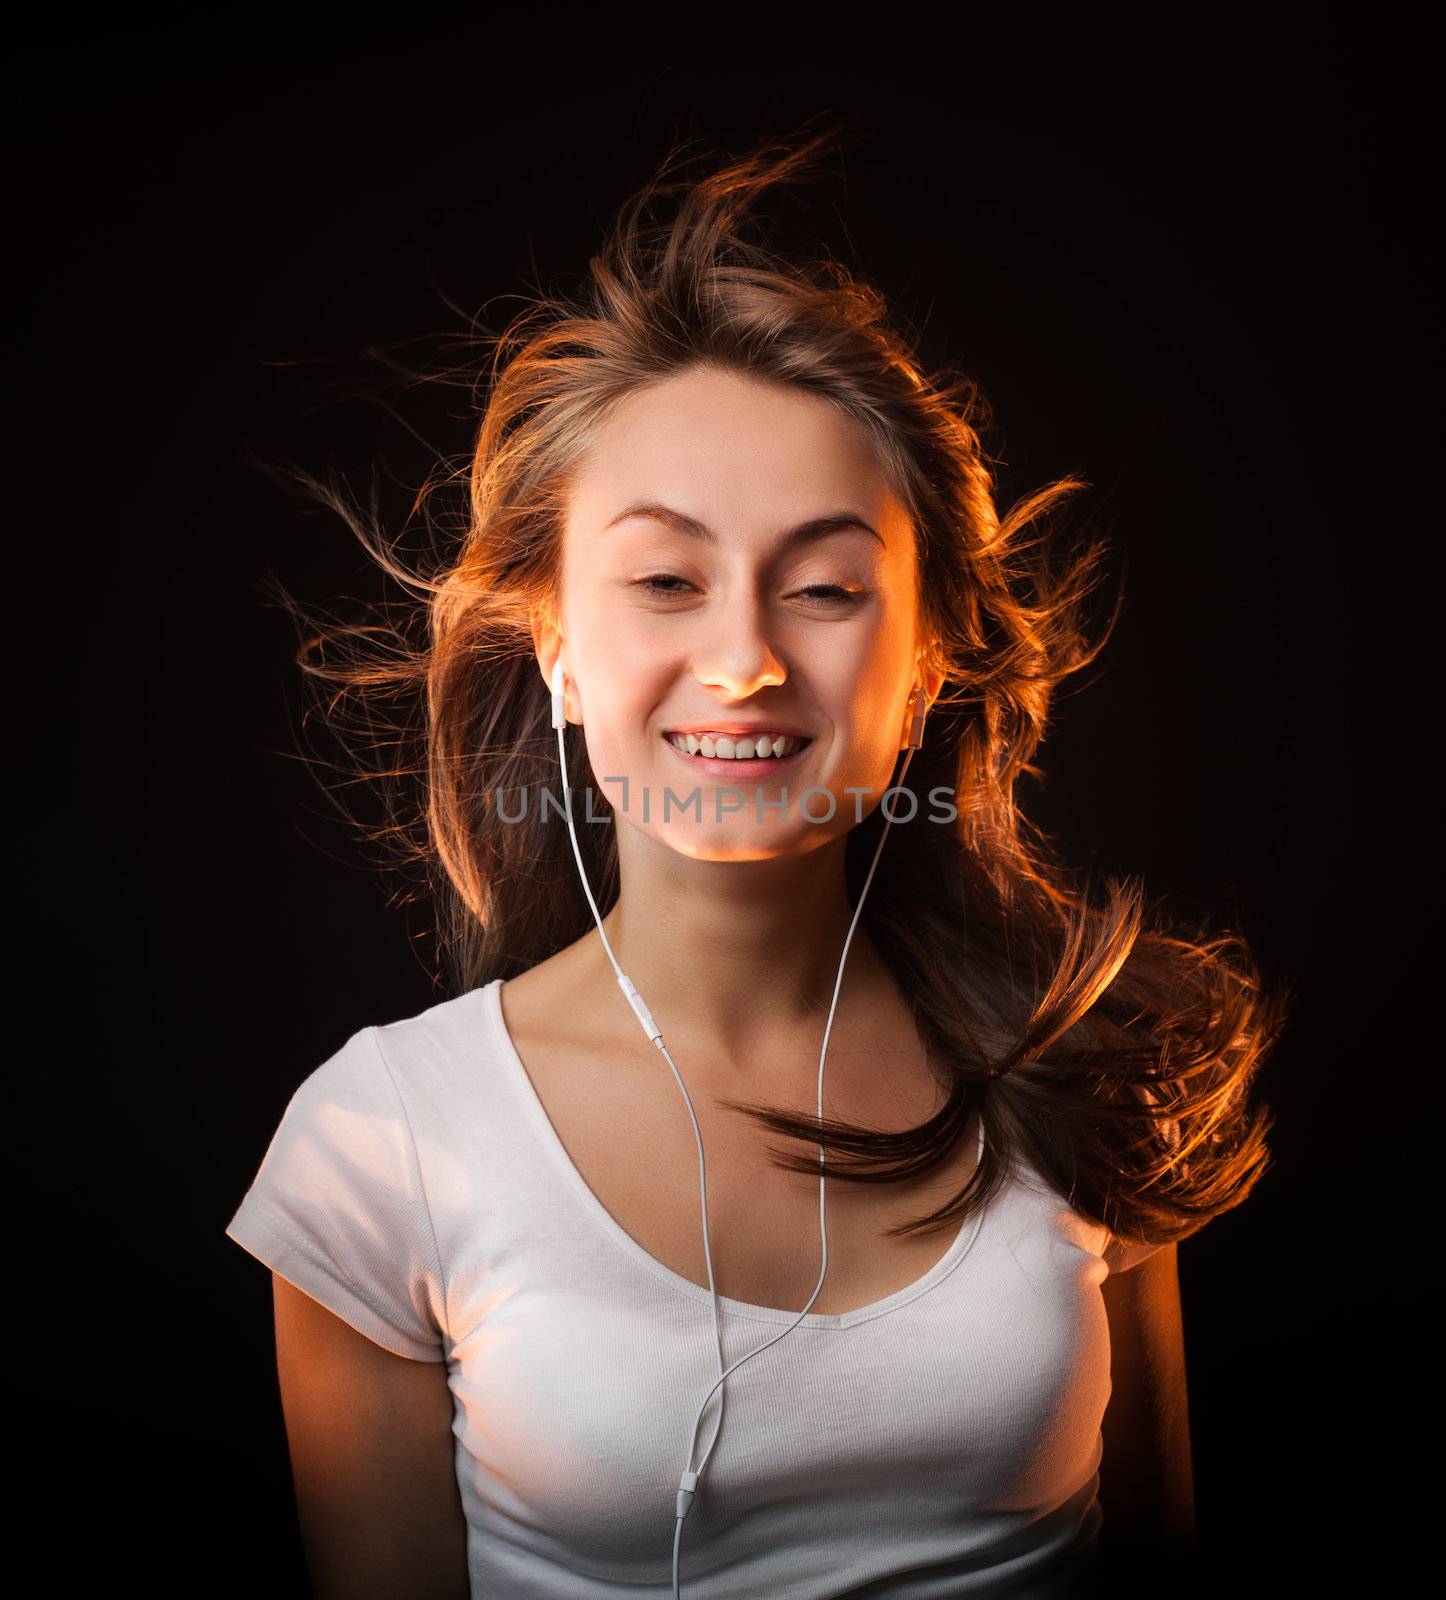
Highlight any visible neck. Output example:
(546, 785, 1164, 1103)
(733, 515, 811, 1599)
(579, 825, 896, 1079)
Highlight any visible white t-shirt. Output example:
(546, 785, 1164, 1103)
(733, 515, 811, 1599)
(226, 976, 1164, 1598)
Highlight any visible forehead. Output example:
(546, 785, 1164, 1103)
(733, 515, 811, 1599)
(567, 365, 913, 554)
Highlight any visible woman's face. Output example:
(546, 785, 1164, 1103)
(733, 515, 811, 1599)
(544, 363, 932, 862)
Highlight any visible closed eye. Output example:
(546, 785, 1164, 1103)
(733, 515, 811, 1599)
(629, 574, 866, 608)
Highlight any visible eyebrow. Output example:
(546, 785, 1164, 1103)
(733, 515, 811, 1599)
(604, 499, 884, 549)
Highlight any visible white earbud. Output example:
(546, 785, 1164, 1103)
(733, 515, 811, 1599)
(905, 683, 929, 750)
(550, 659, 566, 731)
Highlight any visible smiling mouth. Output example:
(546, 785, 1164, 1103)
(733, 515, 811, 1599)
(662, 732, 811, 761)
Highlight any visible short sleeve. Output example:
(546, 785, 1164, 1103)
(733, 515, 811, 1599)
(225, 1026, 448, 1361)
(1102, 1234, 1168, 1275)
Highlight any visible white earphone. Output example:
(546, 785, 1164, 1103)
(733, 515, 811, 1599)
(549, 657, 928, 1596)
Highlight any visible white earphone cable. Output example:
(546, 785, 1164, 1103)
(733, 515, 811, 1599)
(550, 666, 926, 1598)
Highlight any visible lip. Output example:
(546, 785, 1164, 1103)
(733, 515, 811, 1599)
(660, 732, 811, 776)
(661, 723, 814, 739)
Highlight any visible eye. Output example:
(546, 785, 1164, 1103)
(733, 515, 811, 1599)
(795, 584, 864, 608)
(631, 573, 697, 596)
(628, 574, 867, 608)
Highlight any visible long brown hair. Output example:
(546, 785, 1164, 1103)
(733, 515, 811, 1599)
(272, 121, 1286, 1252)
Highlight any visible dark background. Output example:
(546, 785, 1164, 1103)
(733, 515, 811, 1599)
(17, 12, 1417, 1595)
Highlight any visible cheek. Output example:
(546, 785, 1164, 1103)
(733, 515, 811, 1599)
(566, 610, 669, 716)
(827, 660, 906, 742)
(812, 678, 914, 799)
(569, 668, 672, 782)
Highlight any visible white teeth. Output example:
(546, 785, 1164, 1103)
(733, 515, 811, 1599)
(667, 733, 802, 759)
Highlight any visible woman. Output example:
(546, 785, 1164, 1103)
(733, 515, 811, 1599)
(226, 127, 1284, 1598)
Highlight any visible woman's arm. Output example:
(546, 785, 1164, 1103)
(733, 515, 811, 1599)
(1098, 1242, 1198, 1565)
(271, 1273, 469, 1600)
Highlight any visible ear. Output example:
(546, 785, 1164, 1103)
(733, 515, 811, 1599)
(530, 611, 576, 726)
(530, 612, 561, 698)
(898, 651, 947, 749)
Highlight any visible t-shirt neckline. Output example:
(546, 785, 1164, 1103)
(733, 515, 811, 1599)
(478, 975, 988, 1331)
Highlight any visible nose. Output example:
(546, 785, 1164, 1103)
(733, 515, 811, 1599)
(690, 594, 787, 699)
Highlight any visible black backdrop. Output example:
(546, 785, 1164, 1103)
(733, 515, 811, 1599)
(16, 14, 1417, 1596)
